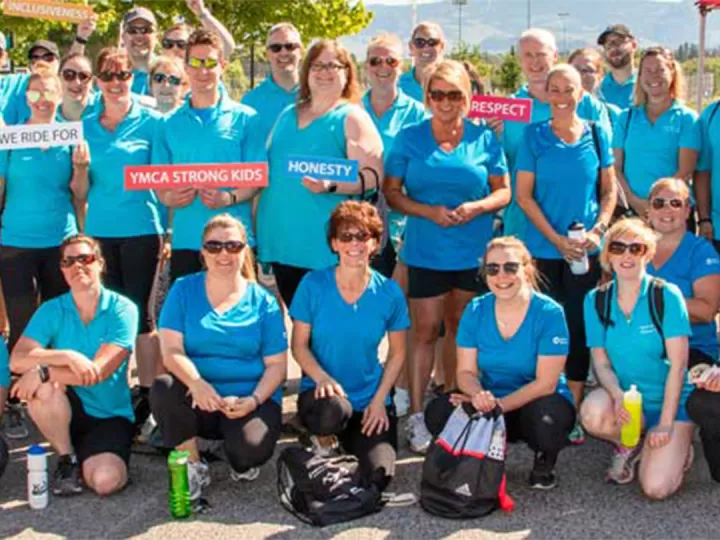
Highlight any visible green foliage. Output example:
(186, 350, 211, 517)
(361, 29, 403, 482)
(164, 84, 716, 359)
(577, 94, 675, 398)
(222, 57, 249, 101)
(446, 42, 492, 78)
(494, 46, 522, 94)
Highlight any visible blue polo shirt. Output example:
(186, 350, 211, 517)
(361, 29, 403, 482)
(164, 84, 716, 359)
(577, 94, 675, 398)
(131, 69, 151, 96)
(613, 101, 701, 199)
(152, 95, 264, 251)
(0, 73, 30, 125)
(398, 68, 424, 103)
(385, 118, 508, 270)
(159, 272, 288, 403)
(648, 232, 720, 360)
(697, 100, 720, 240)
(242, 76, 299, 144)
(584, 275, 692, 412)
(83, 98, 164, 238)
(23, 288, 139, 421)
(290, 267, 410, 411)
(57, 92, 101, 122)
(502, 85, 612, 239)
(516, 119, 614, 259)
(599, 72, 637, 110)
(457, 291, 573, 404)
(0, 339, 8, 389)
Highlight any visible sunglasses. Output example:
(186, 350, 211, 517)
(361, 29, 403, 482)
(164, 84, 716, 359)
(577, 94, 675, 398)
(203, 240, 246, 254)
(413, 37, 440, 49)
(60, 254, 97, 268)
(27, 89, 60, 103)
(126, 26, 153, 36)
(368, 56, 400, 68)
(337, 231, 371, 243)
(650, 197, 685, 210)
(429, 89, 464, 102)
(152, 73, 183, 86)
(30, 52, 57, 62)
(98, 71, 133, 82)
(485, 262, 522, 277)
(162, 39, 187, 50)
(267, 42, 301, 53)
(187, 57, 220, 69)
(62, 69, 92, 84)
(608, 241, 648, 256)
(310, 62, 345, 73)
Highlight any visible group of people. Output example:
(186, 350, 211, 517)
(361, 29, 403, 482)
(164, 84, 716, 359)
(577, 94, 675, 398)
(0, 3, 719, 512)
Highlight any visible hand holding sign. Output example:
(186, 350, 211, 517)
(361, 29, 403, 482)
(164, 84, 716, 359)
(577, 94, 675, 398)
(199, 188, 232, 209)
(468, 96, 533, 124)
(76, 15, 98, 42)
(72, 141, 90, 169)
(160, 187, 196, 208)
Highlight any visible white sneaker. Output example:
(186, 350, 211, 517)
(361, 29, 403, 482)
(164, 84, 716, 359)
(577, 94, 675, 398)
(407, 412, 432, 454)
(393, 388, 410, 417)
(230, 467, 260, 482)
(187, 459, 211, 501)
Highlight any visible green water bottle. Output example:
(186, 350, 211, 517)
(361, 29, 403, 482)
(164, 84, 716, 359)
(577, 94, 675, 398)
(168, 450, 192, 519)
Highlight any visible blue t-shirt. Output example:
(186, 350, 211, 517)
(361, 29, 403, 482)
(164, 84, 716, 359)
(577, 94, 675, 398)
(613, 101, 701, 199)
(0, 73, 30, 125)
(131, 69, 151, 97)
(159, 273, 288, 403)
(242, 76, 299, 145)
(584, 275, 693, 412)
(516, 119, 614, 259)
(697, 100, 720, 239)
(457, 291, 573, 404)
(290, 267, 410, 411)
(152, 95, 265, 251)
(0, 339, 8, 389)
(398, 68, 424, 103)
(648, 232, 720, 360)
(599, 72, 637, 110)
(385, 118, 508, 270)
(23, 288, 139, 421)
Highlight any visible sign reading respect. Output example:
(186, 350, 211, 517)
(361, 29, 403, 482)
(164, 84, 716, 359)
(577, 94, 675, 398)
(468, 95, 534, 123)
(0, 122, 83, 150)
(124, 163, 269, 191)
(3, 0, 95, 23)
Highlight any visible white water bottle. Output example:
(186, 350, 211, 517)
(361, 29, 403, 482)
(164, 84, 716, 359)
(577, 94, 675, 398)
(567, 222, 589, 275)
(27, 445, 48, 510)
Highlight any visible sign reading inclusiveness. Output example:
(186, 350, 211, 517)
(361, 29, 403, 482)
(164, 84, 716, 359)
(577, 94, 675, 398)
(3, 0, 95, 24)
(468, 95, 533, 123)
(124, 163, 269, 191)
(285, 155, 359, 183)
(0, 122, 83, 150)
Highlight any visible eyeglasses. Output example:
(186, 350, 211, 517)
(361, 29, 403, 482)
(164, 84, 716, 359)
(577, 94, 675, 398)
(575, 67, 598, 76)
(310, 62, 346, 73)
(152, 73, 183, 86)
(413, 37, 440, 49)
(162, 39, 187, 50)
(97, 71, 133, 82)
(125, 26, 153, 36)
(368, 56, 400, 68)
(603, 38, 630, 50)
(485, 262, 522, 277)
(203, 240, 246, 254)
(62, 69, 92, 84)
(27, 89, 60, 103)
(30, 52, 56, 63)
(337, 231, 371, 243)
(608, 241, 648, 256)
(60, 254, 97, 268)
(267, 42, 301, 53)
(429, 89, 464, 102)
(187, 57, 220, 69)
(650, 197, 685, 210)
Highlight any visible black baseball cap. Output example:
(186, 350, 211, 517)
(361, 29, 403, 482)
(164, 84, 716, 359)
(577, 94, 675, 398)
(123, 7, 157, 27)
(597, 24, 634, 46)
(28, 40, 60, 59)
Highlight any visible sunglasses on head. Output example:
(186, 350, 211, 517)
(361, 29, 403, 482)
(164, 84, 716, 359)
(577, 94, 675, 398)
(337, 231, 371, 243)
(30, 52, 56, 63)
(62, 69, 92, 84)
(60, 253, 97, 268)
(267, 42, 301, 53)
(429, 89, 464, 102)
(485, 262, 522, 277)
(203, 240, 246, 254)
(152, 73, 182, 86)
(368, 56, 400, 68)
(27, 89, 60, 103)
(126, 26, 153, 36)
(650, 197, 685, 210)
(187, 57, 220, 69)
(413, 37, 440, 49)
(98, 70, 133, 82)
(162, 38, 187, 50)
(608, 241, 648, 256)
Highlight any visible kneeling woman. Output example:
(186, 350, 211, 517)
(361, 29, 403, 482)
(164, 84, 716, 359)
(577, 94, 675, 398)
(290, 201, 409, 491)
(425, 237, 576, 490)
(150, 215, 287, 501)
(10, 235, 139, 497)
(581, 218, 693, 499)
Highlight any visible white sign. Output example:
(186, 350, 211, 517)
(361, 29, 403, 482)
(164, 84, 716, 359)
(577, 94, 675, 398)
(0, 122, 83, 150)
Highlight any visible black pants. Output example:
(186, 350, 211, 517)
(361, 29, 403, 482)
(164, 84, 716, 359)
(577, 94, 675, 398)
(97, 235, 161, 334)
(170, 249, 202, 283)
(271, 263, 311, 307)
(370, 241, 396, 279)
(425, 392, 575, 461)
(150, 374, 282, 474)
(0, 245, 68, 350)
(536, 257, 600, 383)
(687, 388, 720, 482)
(297, 390, 397, 491)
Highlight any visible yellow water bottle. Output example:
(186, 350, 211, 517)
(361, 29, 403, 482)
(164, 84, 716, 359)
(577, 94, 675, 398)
(621, 385, 643, 448)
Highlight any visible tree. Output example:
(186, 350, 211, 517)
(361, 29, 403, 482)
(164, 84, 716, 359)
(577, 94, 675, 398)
(494, 46, 522, 95)
(446, 42, 493, 78)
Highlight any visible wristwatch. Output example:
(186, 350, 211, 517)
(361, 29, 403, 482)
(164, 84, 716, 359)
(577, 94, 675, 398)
(698, 218, 712, 225)
(37, 365, 50, 383)
(74, 36, 89, 45)
(228, 192, 238, 206)
(592, 222, 608, 236)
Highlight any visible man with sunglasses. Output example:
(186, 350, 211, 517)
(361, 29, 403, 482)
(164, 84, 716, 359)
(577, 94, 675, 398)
(122, 7, 158, 96)
(399, 22, 445, 103)
(597, 24, 638, 110)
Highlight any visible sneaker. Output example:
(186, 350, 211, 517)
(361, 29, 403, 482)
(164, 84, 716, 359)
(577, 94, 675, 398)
(606, 444, 643, 485)
(3, 403, 29, 440)
(53, 455, 83, 496)
(187, 459, 211, 501)
(407, 412, 432, 454)
(230, 467, 260, 482)
(131, 387, 151, 433)
(301, 433, 339, 458)
(529, 451, 557, 490)
(393, 388, 410, 418)
(569, 421, 585, 445)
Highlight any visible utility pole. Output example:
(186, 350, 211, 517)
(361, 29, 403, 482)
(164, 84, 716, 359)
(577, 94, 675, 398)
(411, 0, 418, 29)
(452, 0, 468, 47)
(558, 12, 570, 55)
(527, 0, 531, 28)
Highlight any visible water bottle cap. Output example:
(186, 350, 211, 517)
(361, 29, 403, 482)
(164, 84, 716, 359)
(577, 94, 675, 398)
(568, 221, 585, 231)
(27, 445, 46, 456)
(630, 384, 637, 391)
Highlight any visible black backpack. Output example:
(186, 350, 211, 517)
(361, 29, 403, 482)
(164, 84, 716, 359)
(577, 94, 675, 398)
(594, 277, 666, 358)
(277, 446, 385, 527)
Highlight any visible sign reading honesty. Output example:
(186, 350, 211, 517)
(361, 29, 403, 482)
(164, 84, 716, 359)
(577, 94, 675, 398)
(468, 95, 533, 123)
(0, 122, 83, 150)
(3, 0, 95, 23)
(124, 163, 269, 191)
(285, 155, 359, 183)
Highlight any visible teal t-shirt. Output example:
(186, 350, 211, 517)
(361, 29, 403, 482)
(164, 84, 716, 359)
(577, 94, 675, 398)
(398, 68, 424, 103)
(599, 72, 637, 110)
(0, 339, 8, 388)
(242, 76, 299, 146)
(697, 100, 720, 239)
(0, 73, 30, 125)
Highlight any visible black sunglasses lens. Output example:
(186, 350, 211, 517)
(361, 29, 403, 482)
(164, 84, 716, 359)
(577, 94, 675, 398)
(485, 264, 500, 276)
(504, 262, 520, 274)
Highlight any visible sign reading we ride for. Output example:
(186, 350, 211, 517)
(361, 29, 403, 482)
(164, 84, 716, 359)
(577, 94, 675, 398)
(3, 0, 95, 24)
(468, 95, 533, 123)
(124, 163, 269, 191)
(0, 122, 83, 150)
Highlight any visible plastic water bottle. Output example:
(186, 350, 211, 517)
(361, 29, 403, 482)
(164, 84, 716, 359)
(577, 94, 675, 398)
(168, 450, 192, 519)
(27, 445, 48, 510)
(621, 385, 643, 448)
(567, 222, 590, 275)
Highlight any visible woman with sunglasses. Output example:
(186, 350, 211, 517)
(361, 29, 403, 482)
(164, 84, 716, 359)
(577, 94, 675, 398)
(58, 53, 97, 122)
(150, 55, 190, 114)
(256, 39, 383, 307)
(613, 48, 701, 218)
(151, 214, 287, 501)
(0, 63, 87, 350)
(161, 23, 191, 61)
(290, 201, 408, 491)
(10, 234, 139, 497)
(424, 236, 575, 490)
(399, 21, 445, 102)
(384, 60, 510, 453)
(581, 218, 694, 498)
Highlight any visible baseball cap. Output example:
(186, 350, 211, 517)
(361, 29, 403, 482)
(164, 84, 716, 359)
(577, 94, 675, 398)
(28, 40, 60, 59)
(123, 7, 157, 27)
(0, 32, 7, 51)
(597, 24, 634, 46)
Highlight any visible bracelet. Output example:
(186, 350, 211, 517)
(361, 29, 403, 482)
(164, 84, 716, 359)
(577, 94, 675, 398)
(327, 183, 338, 194)
(37, 364, 50, 383)
(698, 218, 712, 225)
(251, 394, 261, 408)
(199, 9, 211, 20)
(75, 36, 89, 45)
(227, 192, 238, 206)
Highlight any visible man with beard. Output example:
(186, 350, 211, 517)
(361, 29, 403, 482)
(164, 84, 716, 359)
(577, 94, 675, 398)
(121, 7, 158, 96)
(597, 24, 638, 110)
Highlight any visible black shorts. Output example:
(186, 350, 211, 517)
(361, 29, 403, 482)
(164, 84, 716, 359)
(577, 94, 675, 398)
(68, 388, 134, 466)
(407, 266, 484, 299)
(170, 249, 202, 283)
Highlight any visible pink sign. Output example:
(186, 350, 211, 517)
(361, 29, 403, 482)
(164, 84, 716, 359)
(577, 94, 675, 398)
(124, 163, 268, 191)
(468, 95, 533, 123)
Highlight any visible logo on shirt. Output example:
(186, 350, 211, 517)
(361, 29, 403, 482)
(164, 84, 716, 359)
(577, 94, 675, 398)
(639, 324, 657, 335)
(552, 337, 568, 345)
(706, 257, 719, 266)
